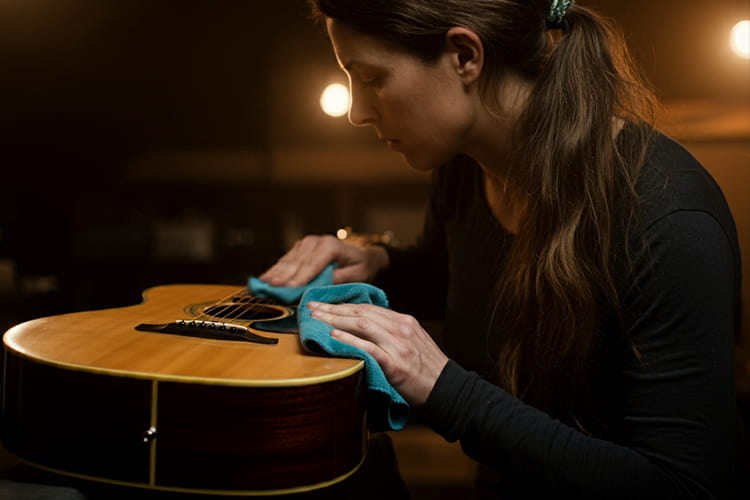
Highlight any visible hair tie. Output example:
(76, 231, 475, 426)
(546, 0, 574, 30)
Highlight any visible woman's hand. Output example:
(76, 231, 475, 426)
(307, 301, 449, 406)
(259, 234, 389, 287)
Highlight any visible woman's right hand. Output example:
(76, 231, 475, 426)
(258, 234, 390, 287)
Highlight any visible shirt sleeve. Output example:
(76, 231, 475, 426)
(420, 209, 739, 499)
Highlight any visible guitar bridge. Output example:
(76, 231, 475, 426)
(135, 320, 278, 344)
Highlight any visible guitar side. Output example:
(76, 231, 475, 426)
(1, 284, 368, 495)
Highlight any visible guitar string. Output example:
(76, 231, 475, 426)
(192, 290, 243, 322)
(226, 290, 284, 321)
(220, 290, 270, 322)
(192, 288, 288, 324)
(193, 289, 256, 323)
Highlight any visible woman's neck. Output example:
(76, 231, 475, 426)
(482, 169, 525, 235)
(463, 73, 533, 234)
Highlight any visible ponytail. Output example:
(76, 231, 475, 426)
(494, 4, 656, 420)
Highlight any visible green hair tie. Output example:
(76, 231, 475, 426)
(546, 0, 574, 30)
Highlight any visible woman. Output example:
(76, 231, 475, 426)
(261, 0, 741, 497)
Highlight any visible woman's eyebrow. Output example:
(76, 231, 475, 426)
(342, 60, 380, 72)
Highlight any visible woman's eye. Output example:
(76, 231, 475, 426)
(360, 75, 380, 87)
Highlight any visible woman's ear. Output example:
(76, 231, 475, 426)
(444, 27, 484, 85)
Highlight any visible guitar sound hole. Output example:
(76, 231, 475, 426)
(202, 304, 284, 321)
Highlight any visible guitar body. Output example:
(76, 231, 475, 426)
(1, 284, 367, 496)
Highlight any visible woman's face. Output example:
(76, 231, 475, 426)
(327, 20, 477, 171)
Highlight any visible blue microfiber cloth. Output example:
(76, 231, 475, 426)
(247, 264, 335, 304)
(298, 284, 409, 431)
(247, 265, 409, 430)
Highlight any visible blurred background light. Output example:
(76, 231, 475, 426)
(320, 83, 350, 117)
(336, 227, 349, 240)
(730, 20, 750, 58)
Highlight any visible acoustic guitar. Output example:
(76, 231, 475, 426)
(0, 284, 367, 496)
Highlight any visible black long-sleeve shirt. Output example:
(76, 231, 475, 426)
(376, 131, 742, 498)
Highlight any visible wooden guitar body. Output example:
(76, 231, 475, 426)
(1, 284, 367, 496)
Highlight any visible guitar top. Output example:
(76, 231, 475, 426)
(3, 283, 363, 386)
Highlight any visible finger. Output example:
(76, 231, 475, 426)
(258, 239, 306, 283)
(330, 328, 400, 381)
(280, 235, 347, 286)
(330, 328, 375, 351)
(260, 236, 335, 286)
(287, 239, 340, 287)
(307, 302, 393, 324)
(259, 256, 304, 286)
(309, 303, 396, 347)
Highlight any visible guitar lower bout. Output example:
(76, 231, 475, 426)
(1, 284, 368, 495)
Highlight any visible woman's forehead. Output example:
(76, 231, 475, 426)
(327, 20, 403, 70)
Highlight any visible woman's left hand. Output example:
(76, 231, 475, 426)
(307, 301, 449, 407)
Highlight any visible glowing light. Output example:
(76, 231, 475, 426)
(336, 228, 349, 240)
(320, 83, 350, 117)
(730, 20, 750, 59)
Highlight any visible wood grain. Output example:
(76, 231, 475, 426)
(3, 284, 363, 384)
(1, 284, 368, 495)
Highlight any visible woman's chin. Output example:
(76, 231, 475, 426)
(400, 152, 443, 172)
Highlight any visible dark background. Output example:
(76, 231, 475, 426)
(0, 0, 748, 496)
(0, 0, 747, 320)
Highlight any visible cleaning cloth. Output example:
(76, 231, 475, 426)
(298, 283, 409, 431)
(247, 265, 409, 431)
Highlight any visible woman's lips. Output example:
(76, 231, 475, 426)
(382, 138, 401, 150)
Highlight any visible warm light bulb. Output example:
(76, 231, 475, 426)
(730, 20, 750, 59)
(320, 83, 350, 117)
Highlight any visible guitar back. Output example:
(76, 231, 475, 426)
(1, 284, 367, 495)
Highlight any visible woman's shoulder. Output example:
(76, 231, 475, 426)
(634, 130, 741, 276)
(637, 131, 735, 231)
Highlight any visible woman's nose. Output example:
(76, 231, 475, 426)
(347, 87, 377, 127)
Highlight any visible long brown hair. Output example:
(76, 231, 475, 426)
(309, 0, 656, 420)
